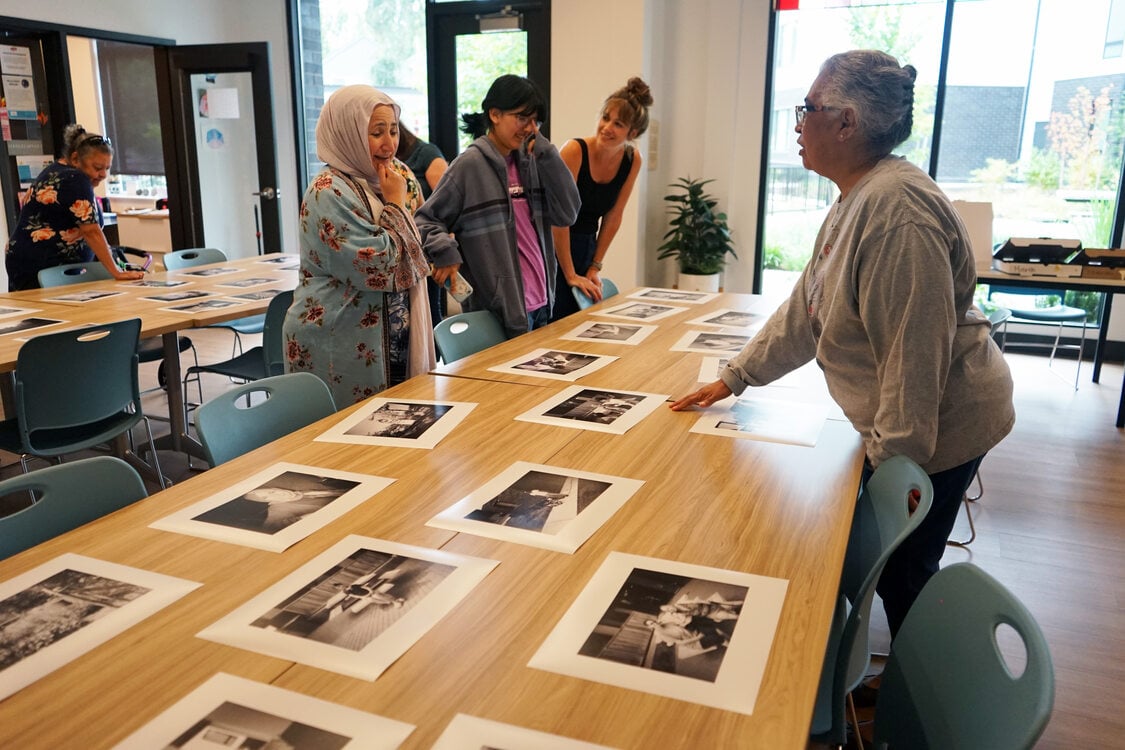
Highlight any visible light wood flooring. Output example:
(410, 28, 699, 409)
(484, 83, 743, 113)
(4, 328, 1124, 747)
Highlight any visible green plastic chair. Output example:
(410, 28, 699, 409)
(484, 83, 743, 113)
(433, 310, 507, 364)
(873, 562, 1055, 749)
(194, 371, 336, 466)
(572, 277, 620, 310)
(0, 318, 167, 487)
(163, 247, 267, 355)
(809, 454, 934, 748)
(0, 456, 148, 560)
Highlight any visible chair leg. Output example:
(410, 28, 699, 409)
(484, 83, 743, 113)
(847, 691, 866, 750)
(966, 467, 983, 502)
(947, 492, 977, 548)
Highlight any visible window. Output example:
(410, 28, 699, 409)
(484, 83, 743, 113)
(95, 40, 164, 176)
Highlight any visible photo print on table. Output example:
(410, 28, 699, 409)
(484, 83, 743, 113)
(112, 672, 415, 750)
(670, 330, 753, 355)
(686, 308, 761, 330)
(315, 398, 476, 449)
(0, 305, 40, 320)
(590, 301, 688, 322)
(218, 276, 278, 288)
(126, 279, 189, 288)
(488, 348, 618, 382)
(515, 385, 667, 435)
(150, 463, 394, 552)
(43, 289, 125, 303)
(427, 461, 644, 553)
(230, 289, 284, 301)
(258, 254, 298, 264)
(558, 320, 657, 346)
(161, 298, 251, 315)
(529, 551, 788, 715)
(697, 356, 730, 383)
(627, 287, 718, 304)
(142, 289, 212, 303)
(690, 397, 828, 447)
(431, 714, 617, 750)
(177, 266, 240, 277)
(0, 554, 200, 701)
(198, 535, 498, 681)
(0, 317, 64, 337)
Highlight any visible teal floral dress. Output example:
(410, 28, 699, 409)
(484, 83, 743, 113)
(284, 163, 428, 405)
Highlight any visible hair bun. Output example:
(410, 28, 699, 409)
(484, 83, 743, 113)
(902, 64, 918, 84)
(625, 77, 653, 107)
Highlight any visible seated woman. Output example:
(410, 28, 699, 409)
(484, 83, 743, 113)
(4, 124, 144, 290)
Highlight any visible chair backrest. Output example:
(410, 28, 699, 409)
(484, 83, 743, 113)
(195, 372, 337, 466)
(433, 310, 506, 364)
(874, 562, 1055, 749)
(263, 289, 294, 376)
(0, 457, 148, 560)
(37, 261, 113, 288)
(14, 318, 143, 452)
(572, 277, 620, 310)
(162, 247, 228, 270)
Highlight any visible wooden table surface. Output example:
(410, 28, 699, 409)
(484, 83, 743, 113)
(0, 287, 864, 749)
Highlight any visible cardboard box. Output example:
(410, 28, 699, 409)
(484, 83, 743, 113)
(1080, 265, 1125, 280)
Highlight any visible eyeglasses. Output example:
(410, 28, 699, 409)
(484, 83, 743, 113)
(81, 134, 112, 147)
(506, 111, 542, 128)
(794, 104, 837, 126)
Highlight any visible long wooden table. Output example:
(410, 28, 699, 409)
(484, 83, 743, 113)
(0, 289, 864, 749)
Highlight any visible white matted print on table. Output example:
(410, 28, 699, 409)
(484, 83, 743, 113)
(690, 397, 828, 447)
(697, 356, 730, 383)
(432, 714, 618, 750)
(669, 330, 753, 355)
(42, 290, 126, 304)
(487, 348, 618, 382)
(427, 461, 644, 553)
(0, 317, 65, 337)
(588, 300, 689, 322)
(160, 298, 252, 315)
(315, 398, 476, 449)
(557, 319, 657, 346)
(515, 385, 667, 435)
(149, 462, 395, 553)
(112, 672, 415, 750)
(0, 305, 40, 320)
(686, 308, 762, 330)
(0, 554, 201, 701)
(197, 535, 498, 682)
(529, 551, 788, 715)
(626, 287, 718, 304)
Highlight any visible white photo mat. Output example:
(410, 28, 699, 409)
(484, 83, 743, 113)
(515, 385, 668, 435)
(690, 397, 828, 446)
(149, 462, 395, 552)
(258, 254, 298, 264)
(0, 553, 201, 701)
(217, 277, 278, 288)
(427, 461, 644, 553)
(112, 672, 415, 749)
(0, 317, 65, 336)
(557, 320, 657, 346)
(686, 308, 762, 329)
(160, 298, 252, 315)
(487, 348, 619, 382)
(697, 356, 730, 383)
(127, 279, 189, 288)
(626, 287, 718, 304)
(590, 301, 689, 322)
(197, 535, 498, 681)
(432, 714, 617, 750)
(176, 266, 241, 277)
(43, 290, 126, 303)
(669, 330, 753, 354)
(0, 305, 40, 319)
(315, 398, 476, 449)
(142, 289, 212, 303)
(529, 551, 788, 715)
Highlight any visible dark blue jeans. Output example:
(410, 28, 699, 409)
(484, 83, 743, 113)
(527, 304, 551, 331)
(868, 453, 985, 638)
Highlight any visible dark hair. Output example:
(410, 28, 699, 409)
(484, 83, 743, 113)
(62, 123, 113, 161)
(603, 77, 654, 137)
(396, 121, 419, 160)
(460, 74, 547, 139)
(817, 50, 916, 156)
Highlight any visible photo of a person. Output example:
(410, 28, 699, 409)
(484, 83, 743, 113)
(192, 473, 359, 535)
(465, 470, 611, 533)
(0, 317, 63, 337)
(544, 389, 643, 425)
(583, 323, 634, 340)
(344, 401, 452, 440)
(514, 351, 599, 375)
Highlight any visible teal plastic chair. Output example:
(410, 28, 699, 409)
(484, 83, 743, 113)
(433, 310, 507, 364)
(873, 562, 1055, 749)
(809, 455, 934, 748)
(0, 456, 148, 560)
(572, 277, 620, 310)
(0, 318, 167, 488)
(163, 247, 267, 355)
(194, 372, 336, 466)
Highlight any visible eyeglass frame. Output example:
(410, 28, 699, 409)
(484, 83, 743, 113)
(80, 134, 112, 148)
(504, 110, 543, 129)
(794, 104, 838, 126)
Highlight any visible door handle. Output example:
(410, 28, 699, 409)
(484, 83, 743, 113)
(253, 187, 277, 200)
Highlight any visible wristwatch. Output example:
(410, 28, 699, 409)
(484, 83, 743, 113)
(589, 260, 604, 271)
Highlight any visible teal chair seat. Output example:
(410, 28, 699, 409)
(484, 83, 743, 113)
(572, 276, 620, 310)
(433, 310, 507, 364)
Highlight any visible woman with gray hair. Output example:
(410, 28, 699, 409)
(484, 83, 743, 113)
(672, 50, 1014, 638)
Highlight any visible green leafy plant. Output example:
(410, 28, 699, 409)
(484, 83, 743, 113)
(656, 177, 737, 275)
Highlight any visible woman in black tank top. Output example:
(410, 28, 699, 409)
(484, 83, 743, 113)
(550, 77, 654, 321)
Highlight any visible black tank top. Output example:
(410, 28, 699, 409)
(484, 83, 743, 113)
(573, 139, 633, 235)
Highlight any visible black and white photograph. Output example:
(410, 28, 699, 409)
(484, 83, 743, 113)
(590, 301, 688, 322)
(198, 535, 497, 681)
(488, 348, 618, 382)
(126, 279, 188, 288)
(626, 287, 717, 304)
(558, 320, 656, 346)
(177, 266, 240, 277)
(516, 386, 667, 435)
(142, 289, 212, 303)
(231, 289, 284, 301)
(218, 277, 277, 288)
(0, 317, 64, 337)
(670, 330, 754, 354)
(150, 463, 394, 552)
(258, 254, 298, 264)
(686, 308, 761, 329)
(431, 714, 617, 750)
(0, 554, 200, 701)
(697, 356, 730, 383)
(0, 305, 40, 319)
(43, 289, 125, 303)
(690, 397, 828, 447)
(427, 461, 644, 553)
(161, 298, 250, 315)
(315, 398, 476, 449)
(112, 672, 414, 749)
(529, 552, 788, 714)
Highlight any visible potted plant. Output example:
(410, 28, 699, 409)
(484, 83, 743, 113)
(656, 176, 737, 291)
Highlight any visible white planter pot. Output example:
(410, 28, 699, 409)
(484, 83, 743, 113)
(677, 272, 721, 292)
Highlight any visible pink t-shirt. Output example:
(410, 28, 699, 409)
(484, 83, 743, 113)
(507, 153, 547, 313)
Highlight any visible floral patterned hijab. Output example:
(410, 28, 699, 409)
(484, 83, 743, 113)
(315, 85, 400, 193)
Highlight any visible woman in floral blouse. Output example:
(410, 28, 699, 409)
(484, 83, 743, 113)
(283, 85, 434, 405)
(5, 124, 143, 290)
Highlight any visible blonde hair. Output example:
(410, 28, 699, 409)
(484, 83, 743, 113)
(602, 77, 654, 138)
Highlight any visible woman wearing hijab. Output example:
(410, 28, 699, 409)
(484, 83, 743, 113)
(284, 85, 434, 405)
